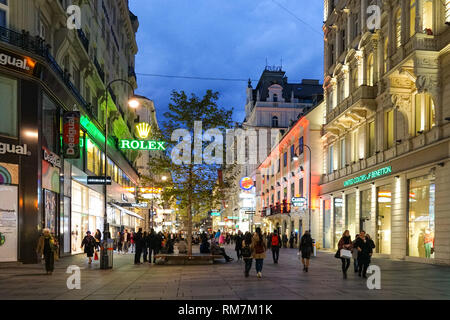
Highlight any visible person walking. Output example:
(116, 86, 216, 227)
(36, 228, 58, 275)
(282, 233, 288, 248)
(142, 231, 149, 262)
(134, 228, 144, 264)
(299, 230, 314, 272)
(338, 230, 353, 279)
(148, 229, 158, 263)
(123, 229, 129, 253)
(251, 227, 267, 278)
(117, 231, 123, 253)
(81, 231, 96, 264)
(270, 229, 281, 264)
(352, 234, 360, 273)
(130, 231, 136, 254)
(289, 232, 294, 249)
(94, 229, 102, 252)
(354, 231, 376, 278)
(235, 231, 243, 260)
(266, 232, 272, 250)
(242, 232, 253, 277)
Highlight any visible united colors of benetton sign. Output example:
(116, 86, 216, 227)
(119, 140, 166, 151)
(343, 166, 392, 187)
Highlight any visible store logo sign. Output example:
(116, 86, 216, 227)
(63, 111, 80, 159)
(0, 49, 36, 75)
(119, 140, 166, 151)
(292, 197, 307, 208)
(0, 142, 31, 156)
(344, 166, 392, 187)
(43, 149, 61, 168)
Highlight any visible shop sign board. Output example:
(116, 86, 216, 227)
(0, 48, 37, 76)
(43, 149, 61, 168)
(210, 212, 220, 216)
(119, 139, 166, 151)
(87, 176, 111, 185)
(227, 216, 239, 220)
(245, 211, 255, 215)
(63, 111, 80, 159)
(292, 197, 307, 208)
(0, 142, 31, 156)
(343, 166, 392, 187)
(239, 177, 254, 190)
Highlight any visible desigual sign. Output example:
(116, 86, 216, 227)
(0, 142, 31, 156)
(43, 149, 61, 168)
(63, 111, 80, 159)
(0, 48, 37, 75)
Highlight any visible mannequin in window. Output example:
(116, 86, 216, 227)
(417, 229, 425, 258)
(424, 228, 434, 258)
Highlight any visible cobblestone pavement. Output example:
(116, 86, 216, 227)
(1, 245, 449, 300)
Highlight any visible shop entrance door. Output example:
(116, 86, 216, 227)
(0, 185, 18, 262)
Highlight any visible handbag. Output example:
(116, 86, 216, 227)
(241, 245, 251, 258)
(94, 251, 99, 261)
(340, 249, 352, 259)
(334, 249, 340, 258)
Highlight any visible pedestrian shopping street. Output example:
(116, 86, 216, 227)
(1, 246, 449, 300)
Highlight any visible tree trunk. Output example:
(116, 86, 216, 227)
(187, 165, 193, 256)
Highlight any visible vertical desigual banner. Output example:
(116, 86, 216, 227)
(63, 111, 80, 159)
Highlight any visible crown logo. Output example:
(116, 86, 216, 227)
(136, 122, 151, 139)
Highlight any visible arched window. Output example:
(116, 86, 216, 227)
(410, 0, 416, 37)
(352, 68, 359, 90)
(273, 93, 278, 102)
(367, 53, 374, 86)
(272, 116, 279, 128)
(396, 9, 402, 48)
(384, 37, 389, 73)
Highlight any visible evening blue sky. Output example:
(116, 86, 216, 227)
(129, 0, 324, 124)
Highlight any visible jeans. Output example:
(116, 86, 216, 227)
(272, 246, 280, 262)
(143, 247, 148, 262)
(353, 258, 358, 272)
(236, 248, 241, 260)
(255, 259, 264, 273)
(341, 258, 350, 274)
(244, 258, 252, 275)
(358, 258, 370, 277)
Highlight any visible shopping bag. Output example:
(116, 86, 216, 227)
(340, 249, 352, 259)
(94, 251, 99, 261)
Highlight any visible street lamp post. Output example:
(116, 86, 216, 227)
(100, 79, 139, 269)
(293, 143, 312, 233)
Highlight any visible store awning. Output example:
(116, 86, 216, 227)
(109, 203, 144, 220)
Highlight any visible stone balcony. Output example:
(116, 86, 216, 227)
(326, 85, 377, 125)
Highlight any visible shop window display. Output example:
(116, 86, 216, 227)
(360, 189, 372, 234)
(376, 185, 392, 254)
(408, 174, 435, 259)
(333, 197, 344, 248)
(323, 199, 332, 248)
(346, 193, 357, 237)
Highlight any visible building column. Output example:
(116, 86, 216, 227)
(391, 175, 407, 259)
(434, 161, 450, 264)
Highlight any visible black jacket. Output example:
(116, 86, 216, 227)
(299, 235, 313, 253)
(148, 232, 161, 249)
(235, 235, 242, 250)
(134, 231, 144, 248)
(354, 237, 375, 262)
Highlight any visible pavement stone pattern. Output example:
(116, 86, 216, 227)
(1, 245, 450, 300)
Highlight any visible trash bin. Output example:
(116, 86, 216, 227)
(312, 239, 317, 257)
(100, 239, 114, 269)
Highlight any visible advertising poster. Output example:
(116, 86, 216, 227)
(0, 185, 18, 262)
(44, 189, 56, 235)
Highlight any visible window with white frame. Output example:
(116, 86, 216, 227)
(0, 0, 8, 28)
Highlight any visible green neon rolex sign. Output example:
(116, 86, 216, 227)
(119, 139, 166, 151)
(343, 166, 392, 187)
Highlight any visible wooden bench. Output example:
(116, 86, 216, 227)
(154, 254, 224, 265)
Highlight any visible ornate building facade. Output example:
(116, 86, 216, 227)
(320, 0, 450, 264)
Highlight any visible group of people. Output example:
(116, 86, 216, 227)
(337, 230, 375, 279)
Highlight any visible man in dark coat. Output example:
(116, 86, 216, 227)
(148, 228, 160, 263)
(134, 228, 144, 264)
(354, 231, 376, 278)
(234, 231, 243, 260)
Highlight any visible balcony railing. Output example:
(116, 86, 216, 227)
(93, 56, 105, 82)
(0, 26, 48, 56)
(77, 28, 90, 53)
(262, 201, 291, 217)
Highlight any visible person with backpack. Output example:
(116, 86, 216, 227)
(241, 232, 253, 277)
(81, 231, 96, 264)
(36, 228, 58, 275)
(270, 229, 282, 264)
(299, 230, 314, 272)
(251, 227, 267, 278)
